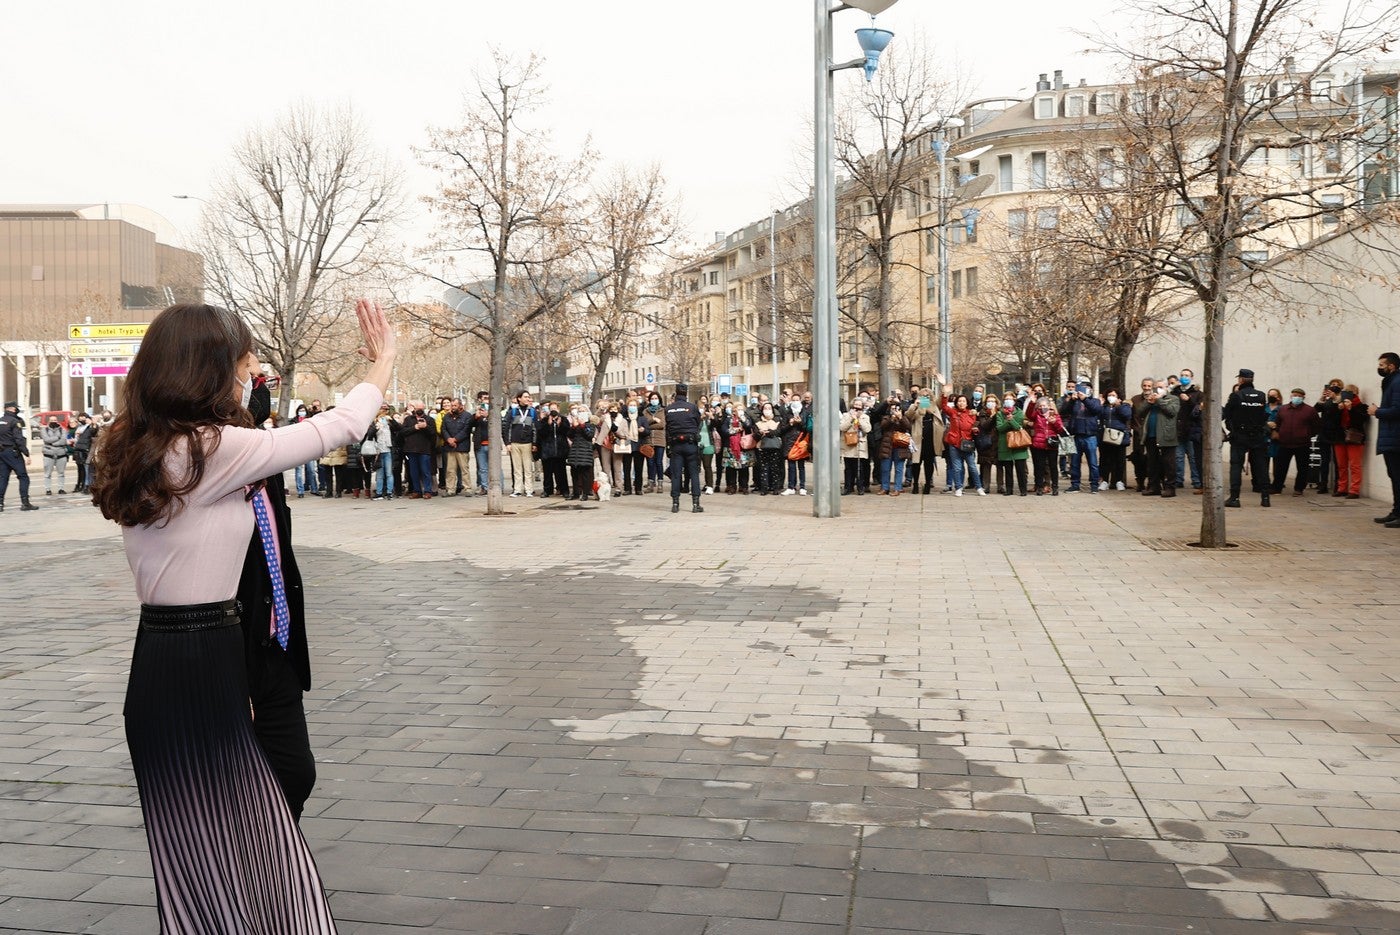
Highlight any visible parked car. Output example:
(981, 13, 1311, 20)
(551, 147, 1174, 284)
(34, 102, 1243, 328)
(30, 410, 75, 441)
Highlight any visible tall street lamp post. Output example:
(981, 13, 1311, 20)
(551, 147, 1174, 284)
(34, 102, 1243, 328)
(812, 0, 898, 519)
(930, 119, 965, 383)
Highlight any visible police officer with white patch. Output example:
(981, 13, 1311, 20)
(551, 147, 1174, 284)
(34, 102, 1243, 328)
(1223, 368, 1271, 508)
(664, 384, 704, 514)
(0, 401, 39, 513)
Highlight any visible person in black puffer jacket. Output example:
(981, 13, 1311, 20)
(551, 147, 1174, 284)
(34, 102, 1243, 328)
(536, 405, 571, 498)
(565, 408, 597, 501)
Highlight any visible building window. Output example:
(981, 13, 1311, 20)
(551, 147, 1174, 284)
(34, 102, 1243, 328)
(1240, 250, 1269, 265)
(926, 275, 936, 303)
(963, 210, 978, 243)
(1312, 79, 1333, 103)
(1007, 208, 1027, 238)
(1097, 148, 1115, 187)
(1036, 207, 1059, 229)
(746, 349, 755, 367)
(965, 267, 978, 295)
(730, 352, 738, 368)
(1094, 91, 1117, 114)
(708, 271, 719, 285)
(998, 155, 1013, 192)
(951, 270, 962, 299)
(1030, 151, 1048, 189)
(1320, 193, 1344, 226)
(926, 230, 936, 255)
(31, 265, 43, 281)
(1035, 93, 1056, 119)
(1065, 94, 1086, 117)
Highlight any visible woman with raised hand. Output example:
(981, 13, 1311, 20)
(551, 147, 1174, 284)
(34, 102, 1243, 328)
(92, 299, 397, 934)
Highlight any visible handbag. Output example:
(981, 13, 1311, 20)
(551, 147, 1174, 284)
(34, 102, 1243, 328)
(361, 438, 381, 457)
(1344, 428, 1365, 445)
(613, 436, 632, 454)
(958, 437, 975, 453)
(639, 443, 655, 458)
(1005, 427, 1032, 450)
(890, 431, 912, 450)
(843, 428, 859, 447)
(1056, 433, 1078, 456)
(787, 432, 810, 461)
(739, 433, 757, 451)
(1102, 426, 1126, 446)
(760, 434, 783, 451)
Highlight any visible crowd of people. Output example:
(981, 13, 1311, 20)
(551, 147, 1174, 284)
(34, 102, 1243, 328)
(235, 356, 1399, 521)
(6, 354, 1398, 524)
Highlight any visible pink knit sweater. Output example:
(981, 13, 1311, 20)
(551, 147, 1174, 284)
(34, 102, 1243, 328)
(122, 383, 384, 605)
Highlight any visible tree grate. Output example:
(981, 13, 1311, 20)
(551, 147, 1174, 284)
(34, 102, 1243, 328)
(1140, 538, 1286, 552)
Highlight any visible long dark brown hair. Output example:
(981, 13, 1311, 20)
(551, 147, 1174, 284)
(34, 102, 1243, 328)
(91, 304, 255, 527)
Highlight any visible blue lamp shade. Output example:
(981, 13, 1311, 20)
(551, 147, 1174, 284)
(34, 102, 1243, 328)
(855, 27, 894, 82)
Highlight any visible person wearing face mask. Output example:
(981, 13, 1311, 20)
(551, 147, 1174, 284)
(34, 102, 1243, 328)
(564, 406, 597, 501)
(594, 400, 623, 494)
(1098, 390, 1133, 491)
(614, 399, 646, 495)
(780, 397, 811, 495)
(41, 416, 70, 495)
(753, 402, 784, 495)
(1333, 385, 1369, 500)
(536, 404, 571, 498)
(1028, 397, 1065, 496)
(1140, 380, 1180, 497)
(717, 402, 754, 494)
(1313, 380, 1346, 494)
(975, 396, 1000, 490)
(1172, 369, 1205, 493)
(1058, 382, 1103, 494)
(291, 404, 319, 499)
(470, 394, 495, 494)
(1263, 388, 1283, 464)
(905, 384, 945, 494)
(1368, 353, 1400, 526)
(642, 392, 667, 492)
(72, 412, 97, 493)
(941, 394, 986, 496)
(698, 402, 718, 495)
(995, 395, 1030, 495)
(839, 399, 872, 495)
(90, 300, 396, 933)
(1268, 388, 1320, 497)
(1222, 368, 1271, 507)
(0, 400, 38, 512)
(1128, 377, 1157, 491)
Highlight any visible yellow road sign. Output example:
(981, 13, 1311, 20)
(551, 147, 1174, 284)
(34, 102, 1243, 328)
(68, 323, 149, 340)
(68, 342, 140, 358)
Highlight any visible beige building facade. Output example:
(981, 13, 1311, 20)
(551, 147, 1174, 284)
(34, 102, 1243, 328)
(0, 203, 203, 413)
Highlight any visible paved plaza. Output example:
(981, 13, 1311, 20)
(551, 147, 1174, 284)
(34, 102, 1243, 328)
(2, 481, 1400, 934)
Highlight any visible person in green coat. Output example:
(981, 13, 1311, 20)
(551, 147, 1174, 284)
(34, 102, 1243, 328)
(995, 397, 1030, 496)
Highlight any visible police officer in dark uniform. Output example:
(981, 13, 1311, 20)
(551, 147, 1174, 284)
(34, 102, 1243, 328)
(1223, 368, 1271, 508)
(664, 384, 704, 514)
(0, 401, 39, 513)
(237, 377, 317, 819)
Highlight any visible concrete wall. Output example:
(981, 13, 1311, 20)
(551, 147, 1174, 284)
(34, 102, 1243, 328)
(1128, 224, 1400, 502)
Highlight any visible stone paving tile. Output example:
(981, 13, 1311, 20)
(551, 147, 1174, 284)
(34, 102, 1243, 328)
(3, 490, 1400, 932)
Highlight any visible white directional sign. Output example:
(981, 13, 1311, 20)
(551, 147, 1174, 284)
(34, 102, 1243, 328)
(68, 341, 140, 358)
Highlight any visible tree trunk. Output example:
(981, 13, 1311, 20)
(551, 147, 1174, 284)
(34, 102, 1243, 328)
(278, 364, 298, 421)
(485, 330, 508, 516)
(1198, 296, 1228, 547)
(590, 347, 613, 407)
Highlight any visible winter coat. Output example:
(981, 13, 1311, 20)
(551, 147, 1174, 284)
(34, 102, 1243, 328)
(1377, 372, 1400, 453)
(716, 412, 754, 468)
(1057, 396, 1103, 437)
(440, 411, 474, 450)
(1273, 401, 1319, 448)
(72, 422, 97, 453)
(941, 404, 978, 449)
(994, 409, 1029, 461)
(1029, 407, 1065, 450)
(1141, 393, 1181, 448)
(1338, 398, 1371, 445)
(1100, 401, 1133, 437)
(1172, 385, 1204, 441)
(322, 445, 348, 467)
(877, 412, 911, 462)
(41, 424, 69, 459)
(755, 417, 784, 451)
(974, 410, 999, 455)
(566, 420, 597, 467)
(503, 405, 538, 445)
(904, 400, 944, 463)
(400, 413, 438, 455)
(839, 410, 872, 460)
(643, 406, 667, 446)
(779, 407, 811, 459)
(536, 414, 571, 460)
(1316, 398, 1344, 444)
(612, 413, 643, 454)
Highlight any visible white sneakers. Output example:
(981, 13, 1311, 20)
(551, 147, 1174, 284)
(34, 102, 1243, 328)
(780, 489, 795, 496)
(1115, 481, 1126, 490)
(1098, 481, 1109, 491)
(703, 486, 713, 495)
(509, 491, 521, 498)
(799, 488, 809, 496)
(954, 488, 963, 497)
(977, 488, 987, 496)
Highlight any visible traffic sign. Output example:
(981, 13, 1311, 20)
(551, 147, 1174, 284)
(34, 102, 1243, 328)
(68, 362, 131, 378)
(68, 341, 140, 358)
(645, 371, 655, 384)
(716, 373, 733, 390)
(68, 322, 149, 340)
(734, 383, 749, 397)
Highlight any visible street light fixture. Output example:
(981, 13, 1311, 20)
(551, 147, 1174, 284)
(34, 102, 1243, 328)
(812, 0, 899, 520)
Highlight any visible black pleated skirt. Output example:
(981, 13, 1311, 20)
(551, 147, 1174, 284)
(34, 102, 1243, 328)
(124, 599, 337, 934)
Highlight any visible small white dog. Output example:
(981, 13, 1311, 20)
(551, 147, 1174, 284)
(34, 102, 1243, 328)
(595, 473, 612, 502)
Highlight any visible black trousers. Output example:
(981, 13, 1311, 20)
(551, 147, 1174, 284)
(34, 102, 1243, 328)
(1100, 443, 1127, 487)
(1384, 450, 1400, 512)
(570, 464, 594, 498)
(1145, 442, 1178, 491)
(0, 448, 31, 502)
(1031, 447, 1058, 491)
(247, 640, 315, 821)
(543, 457, 569, 496)
(1229, 442, 1271, 497)
(1272, 446, 1309, 493)
(843, 457, 868, 492)
(670, 443, 701, 501)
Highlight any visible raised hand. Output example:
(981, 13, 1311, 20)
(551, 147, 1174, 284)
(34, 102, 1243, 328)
(355, 299, 397, 363)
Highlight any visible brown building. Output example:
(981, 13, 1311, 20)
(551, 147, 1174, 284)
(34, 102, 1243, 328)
(0, 203, 203, 412)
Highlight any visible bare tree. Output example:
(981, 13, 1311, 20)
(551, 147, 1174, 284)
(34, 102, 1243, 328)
(833, 34, 968, 395)
(1097, 0, 1397, 546)
(417, 52, 598, 515)
(568, 164, 680, 404)
(199, 104, 401, 420)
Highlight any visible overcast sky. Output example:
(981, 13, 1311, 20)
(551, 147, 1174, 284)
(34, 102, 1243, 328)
(5, 0, 1125, 291)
